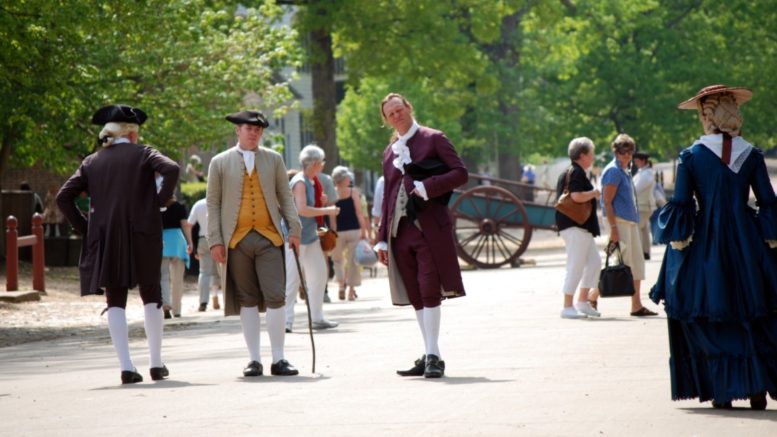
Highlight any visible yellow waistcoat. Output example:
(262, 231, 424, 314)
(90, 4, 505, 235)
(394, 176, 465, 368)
(228, 170, 283, 248)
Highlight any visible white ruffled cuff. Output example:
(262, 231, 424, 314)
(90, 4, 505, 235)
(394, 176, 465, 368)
(413, 180, 428, 200)
(767, 240, 777, 249)
(670, 235, 693, 250)
(374, 241, 388, 252)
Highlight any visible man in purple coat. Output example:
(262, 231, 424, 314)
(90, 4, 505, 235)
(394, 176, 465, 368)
(57, 105, 179, 384)
(375, 93, 468, 378)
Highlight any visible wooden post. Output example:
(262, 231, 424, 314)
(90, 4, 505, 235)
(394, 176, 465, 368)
(32, 213, 45, 292)
(6, 215, 18, 291)
(5, 214, 46, 293)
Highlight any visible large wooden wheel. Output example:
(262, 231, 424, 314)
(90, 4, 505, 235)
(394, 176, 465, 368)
(451, 186, 532, 269)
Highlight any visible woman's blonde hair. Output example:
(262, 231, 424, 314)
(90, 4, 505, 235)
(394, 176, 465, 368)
(699, 93, 743, 134)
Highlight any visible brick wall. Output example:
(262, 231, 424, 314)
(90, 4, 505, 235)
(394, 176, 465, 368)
(2, 162, 70, 198)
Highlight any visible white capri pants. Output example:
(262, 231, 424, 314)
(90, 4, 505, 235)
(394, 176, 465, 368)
(284, 241, 328, 326)
(560, 227, 602, 295)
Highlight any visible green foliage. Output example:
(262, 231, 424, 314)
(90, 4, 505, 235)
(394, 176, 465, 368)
(335, 0, 777, 173)
(0, 0, 301, 181)
(180, 182, 207, 209)
(521, 0, 777, 160)
(334, 0, 506, 170)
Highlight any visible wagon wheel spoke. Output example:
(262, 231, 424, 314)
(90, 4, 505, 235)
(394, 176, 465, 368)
(491, 234, 510, 260)
(484, 235, 493, 264)
(493, 206, 521, 224)
(465, 196, 486, 219)
(458, 230, 481, 248)
(454, 224, 482, 231)
(452, 210, 479, 223)
(470, 234, 488, 260)
(498, 228, 525, 246)
(488, 196, 507, 224)
(484, 234, 505, 264)
(493, 233, 515, 260)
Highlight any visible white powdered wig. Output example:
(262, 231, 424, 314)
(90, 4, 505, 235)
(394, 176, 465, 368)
(99, 122, 139, 147)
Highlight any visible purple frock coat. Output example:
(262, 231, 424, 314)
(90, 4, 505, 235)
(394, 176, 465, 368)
(377, 126, 468, 304)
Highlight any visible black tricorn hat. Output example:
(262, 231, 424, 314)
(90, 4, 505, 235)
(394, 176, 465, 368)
(92, 105, 147, 125)
(225, 110, 269, 128)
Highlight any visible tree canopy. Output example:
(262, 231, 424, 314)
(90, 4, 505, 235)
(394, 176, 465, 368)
(4, 0, 777, 183)
(335, 0, 777, 175)
(0, 0, 300, 182)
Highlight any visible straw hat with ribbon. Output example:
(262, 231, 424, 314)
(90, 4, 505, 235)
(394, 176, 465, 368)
(677, 84, 753, 110)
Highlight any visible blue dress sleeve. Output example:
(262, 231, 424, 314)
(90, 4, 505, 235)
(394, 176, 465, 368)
(654, 149, 696, 244)
(750, 148, 777, 240)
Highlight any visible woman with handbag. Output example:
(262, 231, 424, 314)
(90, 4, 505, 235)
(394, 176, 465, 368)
(283, 145, 340, 331)
(589, 134, 657, 317)
(555, 137, 602, 319)
(331, 166, 369, 301)
(650, 84, 777, 409)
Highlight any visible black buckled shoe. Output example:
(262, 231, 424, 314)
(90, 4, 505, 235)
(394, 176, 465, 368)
(424, 354, 445, 378)
(397, 355, 426, 376)
(150, 365, 169, 381)
(270, 359, 299, 376)
(243, 361, 263, 377)
(121, 369, 143, 384)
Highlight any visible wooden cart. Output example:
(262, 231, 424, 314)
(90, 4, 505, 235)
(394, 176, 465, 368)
(449, 173, 558, 269)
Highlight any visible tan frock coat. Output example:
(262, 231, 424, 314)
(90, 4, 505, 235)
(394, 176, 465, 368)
(206, 146, 301, 316)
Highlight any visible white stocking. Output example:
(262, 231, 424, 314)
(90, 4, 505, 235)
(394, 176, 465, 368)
(107, 307, 134, 371)
(143, 303, 164, 368)
(240, 306, 261, 362)
(265, 307, 286, 363)
(423, 306, 441, 358)
(415, 309, 428, 357)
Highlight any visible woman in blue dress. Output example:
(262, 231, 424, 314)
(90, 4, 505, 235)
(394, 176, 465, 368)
(650, 84, 777, 409)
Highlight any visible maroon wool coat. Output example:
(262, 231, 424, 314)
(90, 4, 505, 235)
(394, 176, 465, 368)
(377, 126, 468, 301)
(57, 142, 179, 295)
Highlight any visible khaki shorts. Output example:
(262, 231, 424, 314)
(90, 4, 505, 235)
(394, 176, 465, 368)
(612, 218, 645, 281)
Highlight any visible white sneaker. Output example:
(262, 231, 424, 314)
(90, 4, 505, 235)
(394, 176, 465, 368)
(575, 301, 601, 317)
(560, 306, 585, 319)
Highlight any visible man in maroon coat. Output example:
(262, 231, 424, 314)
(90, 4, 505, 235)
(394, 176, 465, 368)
(375, 93, 468, 378)
(57, 105, 179, 384)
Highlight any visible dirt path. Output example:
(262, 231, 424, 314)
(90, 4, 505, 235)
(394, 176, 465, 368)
(0, 263, 198, 348)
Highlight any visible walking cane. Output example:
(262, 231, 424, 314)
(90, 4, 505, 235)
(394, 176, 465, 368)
(291, 245, 316, 374)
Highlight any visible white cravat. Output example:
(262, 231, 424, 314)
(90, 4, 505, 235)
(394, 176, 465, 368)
(236, 144, 256, 176)
(390, 120, 419, 174)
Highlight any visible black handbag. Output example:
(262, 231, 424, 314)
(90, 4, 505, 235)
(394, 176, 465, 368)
(598, 243, 635, 297)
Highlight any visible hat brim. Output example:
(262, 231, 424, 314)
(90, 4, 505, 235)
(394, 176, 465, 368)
(92, 105, 147, 125)
(677, 87, 753, 110)
(225, 114, 269, 128)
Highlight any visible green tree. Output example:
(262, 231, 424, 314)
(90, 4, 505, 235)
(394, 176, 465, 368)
(334, 0, 507, 171)
(521, 0, 777, 160)
(0, 0, 301, 183)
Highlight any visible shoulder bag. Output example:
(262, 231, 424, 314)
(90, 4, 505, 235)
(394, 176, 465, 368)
(555, 167, 592, 225)
(317, 227, 338, 252)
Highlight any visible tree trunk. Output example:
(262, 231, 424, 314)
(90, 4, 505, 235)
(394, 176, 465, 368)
(0, 130, 14, 189)
(490, 11, 524, 183)
(310, 28, 338, 173)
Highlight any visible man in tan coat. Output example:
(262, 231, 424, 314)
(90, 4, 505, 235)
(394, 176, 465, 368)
(207, 110, 302, 377)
